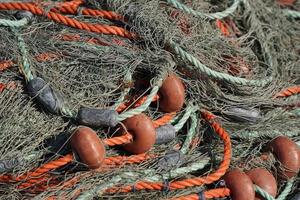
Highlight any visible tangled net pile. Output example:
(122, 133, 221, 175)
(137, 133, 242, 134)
(0, 0, 299, 199)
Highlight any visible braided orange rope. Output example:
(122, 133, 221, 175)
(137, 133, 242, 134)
(274, 86, 300, 98)
(152, 112, 176, 128)
(103, 134, 133, 146)
(216, 19, 230, 36)
(0, 2, 135, 39)
(170, 188, 230, 200)
(105, 111, 231, 193)
(55, 4, 124, 21)
(0, 60, 14, 71)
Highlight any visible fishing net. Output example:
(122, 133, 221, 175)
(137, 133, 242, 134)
(0, 0, 299, 199)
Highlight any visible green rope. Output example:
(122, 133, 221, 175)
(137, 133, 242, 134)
(1, 17, 33, 82)
(284, 9, 300, 18)
(254, 178, 295, 200)
(276, 178, 295, 200)
(76, 157, 210, 200)
(116, 76, 163, 121)
(180, 113, 197, 154)
(166, 0, 242, 19)
(13, 28, 34, 82)
(255, 185, 275, 200)
(168, 40, 272, 86)
(0, 18, 28, 27)
(173, 104, 197, 132)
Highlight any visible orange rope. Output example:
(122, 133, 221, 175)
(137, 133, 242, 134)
(105, 111, 231, 193)
(170, 188, 230, 200)
(35, 52, 60, 62)
(19, 153, 156, 191)
(0, 60, 14, 71)
(0, 83, 6, 93)
(103, 133, 133, 146)
(55, 4, 124, 21)
(0, 82, 16, 93)
(216, 19, 230, 36)
(274, 86, 300, 98)
(152, 112, 176, 128)
(0, 2, 135, 39)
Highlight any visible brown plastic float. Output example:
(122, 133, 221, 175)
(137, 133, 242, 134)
(223, 168, 255, 200)
(70, 126, 106, 169)
(122, 113, 156, 154)
(246, 168, 277, 200)
(267, 136, 300, 179)
(159, 73, 185, 112)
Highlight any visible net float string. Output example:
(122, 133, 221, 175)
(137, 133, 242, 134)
(26, 111, 199, 194)
(76, 111, 231, 197)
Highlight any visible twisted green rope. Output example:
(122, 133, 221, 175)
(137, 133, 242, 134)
(0, 18, 29, 27)
(283, 9, 300, 18)
(276, 178, 295, 200)
(117, 78, 163, 121)
(76, 157, 210, 200)
(1, 17, 33, 82)
(173, 104, 197, 132)
(166, 0, 242, 19)
(255, 185, 275, 200)
(168, 40, 272, 86)
(13, 28, 34, 82)
(180, 113, 197, 154)
(255, 178, 295, 200)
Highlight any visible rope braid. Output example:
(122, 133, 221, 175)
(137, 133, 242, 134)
(166, 0, 242, 19)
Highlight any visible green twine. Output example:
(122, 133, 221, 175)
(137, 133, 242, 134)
(283, 9, 300, 18)
(173, 104, 197, 132)
(255, 178, 295, 200)
(0, 17, 33, 82)
(116, 72, 165, 121)
(76, 157, 210, 200)
(180, 113, 198, 154)
(168, 40, 272, 86)
(0, 18, 29, 27)
(13, 28, 34, 82)
(166, 0, 242, 19)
